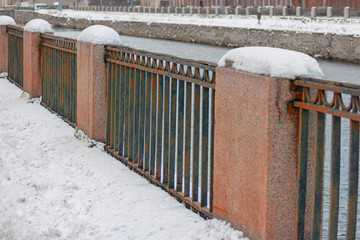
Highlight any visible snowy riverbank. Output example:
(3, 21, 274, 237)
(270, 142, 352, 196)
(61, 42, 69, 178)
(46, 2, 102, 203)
(0, 77, 247, 240)
(37, 9, 360, 35)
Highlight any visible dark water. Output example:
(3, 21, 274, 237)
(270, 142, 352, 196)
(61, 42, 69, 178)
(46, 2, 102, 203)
(54, 28, 360, 239)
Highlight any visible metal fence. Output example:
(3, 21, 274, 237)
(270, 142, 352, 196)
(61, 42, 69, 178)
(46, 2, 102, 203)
(293, 78, 359, 240)
(40, 34, 77, 126)
(105, 46, 216, 217)
(7, 25, 23, 88)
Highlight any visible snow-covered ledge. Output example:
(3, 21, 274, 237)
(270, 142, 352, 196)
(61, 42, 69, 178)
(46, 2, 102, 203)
(218, 47, 324, 79)
(24, 19, 53, 33)
(77, 25, 122, 45)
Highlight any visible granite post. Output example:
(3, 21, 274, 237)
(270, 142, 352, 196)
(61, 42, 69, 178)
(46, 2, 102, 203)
(213, 67, 301, 240)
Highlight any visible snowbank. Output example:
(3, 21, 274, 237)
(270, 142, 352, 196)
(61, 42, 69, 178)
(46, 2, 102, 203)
(0, 16, 16, 26)
(24, 19, 53, 33)
(77, 25, 122, 45)
(218, 47, 324, 79)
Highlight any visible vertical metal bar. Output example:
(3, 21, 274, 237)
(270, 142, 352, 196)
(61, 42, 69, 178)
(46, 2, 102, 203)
(311, 111, 326, 240)
(296, 108, 309, 240)
(138, 69, 146, 167)
(128, 66, 135, 160)
(114, 62, 120, 152)
(184, 82, 191, 197)
(209, 89, 215, 211)
(169, 77, 177, 189)
(150, 74, 157, 175)
(135, 70, 145, 163)
(163, 75, 170, 184)
(176, 80, 185, 191)
(118, 65, 126, 156)
(110, 62, 115, 148)
(346, 118, 359, 240)
(328, 115, 341, 240)
(144, 71, 152, 171)
(156, 75, 164, 180)
(133, 67, 139, 163)
(201, 87, 209, 207)
(192, 84, 201, 202)
(123, 65, 130, 158)
(134, 68, 141, 163)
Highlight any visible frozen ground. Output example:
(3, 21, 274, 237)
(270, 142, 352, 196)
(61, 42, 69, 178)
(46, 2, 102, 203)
(0, 76, 247, 240)
(38, 9, 360, 35)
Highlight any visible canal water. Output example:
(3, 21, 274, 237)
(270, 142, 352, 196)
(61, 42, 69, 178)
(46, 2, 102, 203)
(54, 28, 359, 239)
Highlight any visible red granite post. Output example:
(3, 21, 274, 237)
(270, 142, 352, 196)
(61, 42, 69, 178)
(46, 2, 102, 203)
(0, 25, 8, 73)
(213, 67, 300, 240)
(76, 42, 107, 142)
(23, 31, 42, 98)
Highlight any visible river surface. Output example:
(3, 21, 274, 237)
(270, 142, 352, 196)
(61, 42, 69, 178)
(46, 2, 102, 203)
(54, 28, 359, 239)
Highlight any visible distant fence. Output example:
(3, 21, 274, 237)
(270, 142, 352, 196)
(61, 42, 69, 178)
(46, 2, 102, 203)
(7, 25, 23, 88)
(292, 78, 359, 240)
(40, 33, 77, 126)
(105, 45, 216, 216)
(74, 5, 360, 18)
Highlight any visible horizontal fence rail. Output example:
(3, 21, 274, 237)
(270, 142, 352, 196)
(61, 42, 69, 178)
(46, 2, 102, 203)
(105, 45, 216, 217)
(40, 34, 77, 126)
(293, 78, 360, 240)
(7, 25, 23, 88)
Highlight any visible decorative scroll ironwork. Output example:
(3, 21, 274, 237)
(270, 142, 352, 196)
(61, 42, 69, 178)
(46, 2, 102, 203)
(105, 45, 216, 89)
(105, 45, 216, 218)
(7, 25, 24, 38)
(293, 78, 360, 121)
(292, 77, 360, 240)
(40, 34, 77, 126)
(41, 33, 77, 54)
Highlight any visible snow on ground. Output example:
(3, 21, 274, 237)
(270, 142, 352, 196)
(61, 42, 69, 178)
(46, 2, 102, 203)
(218, 46, 324, 78)
(0, 76, 247, 240)
(38, 9, 360, 36)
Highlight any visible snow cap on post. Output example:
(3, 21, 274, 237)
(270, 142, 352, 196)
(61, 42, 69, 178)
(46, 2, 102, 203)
(0, 16, 16, 26)
(218, 47, 324, 79)
(77, 25, 122, 45)
(24, 19, 53, 33)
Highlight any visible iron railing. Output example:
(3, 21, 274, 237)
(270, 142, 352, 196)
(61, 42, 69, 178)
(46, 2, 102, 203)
(105, 45, 216, 217)
(293, 78, 360, 240)
(7, 25, 23, 88)
(40, 34, 77, 126)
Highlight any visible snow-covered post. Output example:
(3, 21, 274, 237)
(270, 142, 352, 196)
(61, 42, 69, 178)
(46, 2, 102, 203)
(0, 16, 16, 73)
(311, 6, 316, 19)
(23, 19, 53, 98)
(344, 6, 350, 19)
(213, 47, 323, 240)
(76, 25, 122, 142)
(282, 6, 287, 16)
(326, 7, 332, 18)
(235, 6, 240, 15)
(269, 6, 273, 16)
(246, 6, 250, 16)
(189, 6, 193, 15)
(296, 6, 301, 17)
(215, 7, 219, 15)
